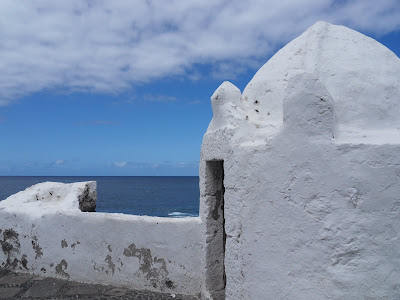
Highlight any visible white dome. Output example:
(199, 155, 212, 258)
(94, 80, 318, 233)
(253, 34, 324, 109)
(241, 21, 400, 141)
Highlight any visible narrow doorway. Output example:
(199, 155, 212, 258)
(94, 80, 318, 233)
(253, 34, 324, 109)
(204, 160, 226, 300)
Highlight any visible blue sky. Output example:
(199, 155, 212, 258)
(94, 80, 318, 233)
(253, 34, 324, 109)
(0, 0, 400, 176)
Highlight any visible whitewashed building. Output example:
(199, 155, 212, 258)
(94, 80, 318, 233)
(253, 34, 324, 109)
(1, 22, 400, 300)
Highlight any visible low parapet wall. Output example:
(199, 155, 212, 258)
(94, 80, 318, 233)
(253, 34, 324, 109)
(0, 182, 202, 296)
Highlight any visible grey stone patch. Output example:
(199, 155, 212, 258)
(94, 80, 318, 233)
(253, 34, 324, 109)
(21, 278, 64, 298)
(0, 273, 31, 285)
(105, 255, 115, 275)
(0, 287, 21, 298)
(31, 236, 43, 259)
(55, 259, 70, 278)
(108, 244, 112, 252)
(165, 279, 174, 289)
(61, 239, 68, 248)
(123, 243, 172, 290)
(78, 182, 97, 212)
(0, 229, 21, 269)
(104, 287, 128, 296)
(70, 241, 80, 251)
(20, 255, 28, 270)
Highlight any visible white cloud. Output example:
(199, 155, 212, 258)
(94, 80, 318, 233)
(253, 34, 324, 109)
(188, 100, 202, 105)
(75, 120, 118, 125)
(112, 161, 199, 169)
(0, 0, 399, 105)
(143, 94, 178, 103)
(54, 160, 65, 165)
(114, 161, 127, 168)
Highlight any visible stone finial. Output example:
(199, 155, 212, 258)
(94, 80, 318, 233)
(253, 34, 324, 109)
(208, 81, 242, 131)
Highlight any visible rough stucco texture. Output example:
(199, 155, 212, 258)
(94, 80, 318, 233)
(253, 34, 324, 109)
(0, 182, 202, 296)
(200, 22, 400, 299)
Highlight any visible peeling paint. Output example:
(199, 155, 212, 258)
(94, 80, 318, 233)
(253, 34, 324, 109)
(1, 229, 20, 255)
(31, 236, 43, 259)
(123, 243, 172, 289)
(105, 255, 115, 275)
(21, 254, 28, 270)
(71, 241, 80, 250)
(91, 260, 99, 272)
(165, 280, 175, 289)
(55, 259, 70, 278)
(117, 258, 123, 267)
(0, 228, 21, 269)
(61, 239, 68, 248)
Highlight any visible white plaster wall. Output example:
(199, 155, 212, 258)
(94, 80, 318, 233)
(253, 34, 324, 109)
(200, 21, 400, 299)
(201, 88, 400, 299)
(0, 203, 202, 296)
(220, 138, 400, 299)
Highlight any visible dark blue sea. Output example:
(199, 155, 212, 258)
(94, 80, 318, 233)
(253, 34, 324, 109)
(0, 176, 199, 217)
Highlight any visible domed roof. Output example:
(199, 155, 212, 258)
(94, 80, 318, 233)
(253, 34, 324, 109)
(241, 21, 400, 141)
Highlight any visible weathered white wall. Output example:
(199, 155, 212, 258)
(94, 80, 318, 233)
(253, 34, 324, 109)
(203, 132, 400, 300)
(200, 22, 400, 299)
(0, 182, 202, 296)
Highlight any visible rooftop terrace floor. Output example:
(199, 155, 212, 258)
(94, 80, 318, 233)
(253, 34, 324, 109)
(0, 269, 199, 300)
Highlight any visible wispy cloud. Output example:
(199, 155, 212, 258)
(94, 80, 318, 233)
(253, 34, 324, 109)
(23, 159, 66, 168)
(54, 159, 65, 166)
(112, 161, 199, 169)
(114, 161, 127, 168)
(0, 100, 11, 106)
(188, 100, 202, 105)
(0, 0, 399, 105)
(143, 94, 178, 103)
(75, 120, 119, 126)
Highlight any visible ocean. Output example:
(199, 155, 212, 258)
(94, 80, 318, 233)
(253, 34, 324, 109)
(0, 176, 199, 218)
